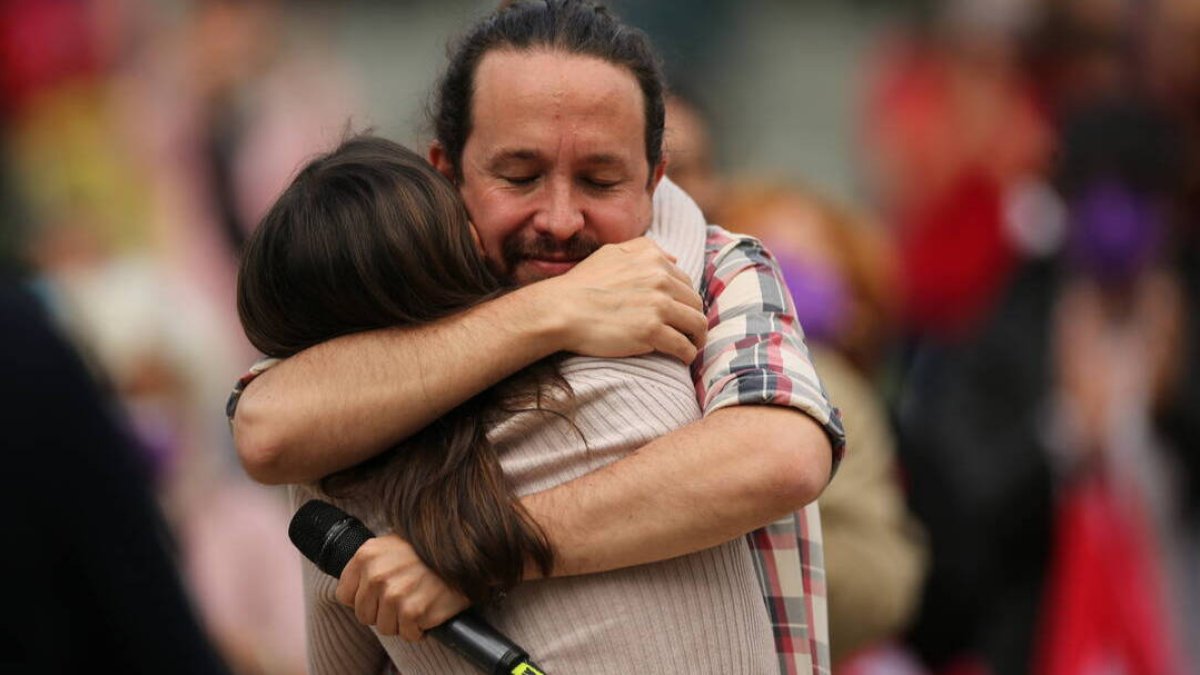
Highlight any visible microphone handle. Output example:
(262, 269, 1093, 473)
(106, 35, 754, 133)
(289, 500, 544, 675)
(428, 610, 531, 675)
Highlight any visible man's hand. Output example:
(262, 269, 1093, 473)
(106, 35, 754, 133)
(335, 535, 469, 642)
(538, 237, 708, 364)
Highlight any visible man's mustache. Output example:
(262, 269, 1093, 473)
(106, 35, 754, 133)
(501, 232, 601, 267)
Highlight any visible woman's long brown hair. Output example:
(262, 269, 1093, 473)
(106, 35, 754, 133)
(236, 135, 555, 603)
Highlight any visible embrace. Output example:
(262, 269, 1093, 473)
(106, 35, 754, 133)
(228, 1, 844, 673)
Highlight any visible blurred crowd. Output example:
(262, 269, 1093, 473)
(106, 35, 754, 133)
(2, 0, 356, 672)
(2, 0, 1197, 674)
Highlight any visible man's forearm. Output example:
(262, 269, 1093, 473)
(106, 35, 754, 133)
(233, 289, 561, 484)
(523, 405, 833, 578)
(233, 239, 707, 485)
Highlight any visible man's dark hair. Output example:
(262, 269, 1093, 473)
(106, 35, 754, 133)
(433, 0, 666, 180)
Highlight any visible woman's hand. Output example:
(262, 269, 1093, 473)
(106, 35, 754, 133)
(335, 535, 470, 642)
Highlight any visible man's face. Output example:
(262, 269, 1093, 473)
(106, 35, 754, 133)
(433, 49, 664, 285)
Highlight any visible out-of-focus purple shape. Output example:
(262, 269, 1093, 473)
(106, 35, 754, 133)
(1067, 179, 1162, 288)
(775, 251, 849, 345)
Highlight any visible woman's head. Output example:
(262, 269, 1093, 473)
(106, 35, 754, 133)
(237, 134, 555, 603)
(238, 135, 500, 358)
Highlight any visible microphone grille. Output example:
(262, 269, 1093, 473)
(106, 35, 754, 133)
(289, 499, 375, 578)
(289, 500, 343, 560)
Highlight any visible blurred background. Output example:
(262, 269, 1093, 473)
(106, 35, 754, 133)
(1, 0, 1197, 673)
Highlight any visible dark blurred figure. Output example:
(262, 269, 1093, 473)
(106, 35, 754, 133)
(0, 273, 231, 674)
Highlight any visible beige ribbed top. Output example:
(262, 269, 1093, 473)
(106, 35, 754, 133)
(294, 180, 777, 674)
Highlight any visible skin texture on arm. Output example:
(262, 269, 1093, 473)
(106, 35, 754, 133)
(233, 237, 706, 484)
(523, 404, 832, 578)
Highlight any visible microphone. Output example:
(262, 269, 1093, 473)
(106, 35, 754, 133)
(289, 499, 547, 675)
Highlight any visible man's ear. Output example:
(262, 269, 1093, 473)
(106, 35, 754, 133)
(467, 221, 483, 249)
(429, 141, 456, 183)
(648, 159, 667, 193)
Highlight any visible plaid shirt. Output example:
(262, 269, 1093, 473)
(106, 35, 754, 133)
(227, 226, 845, 675)
(696, 225, 844, 675)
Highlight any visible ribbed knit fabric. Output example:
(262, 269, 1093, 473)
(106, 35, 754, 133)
(295, 179, 778, 674)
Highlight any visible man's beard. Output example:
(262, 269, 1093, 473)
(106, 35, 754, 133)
(492, 231, 601, 285)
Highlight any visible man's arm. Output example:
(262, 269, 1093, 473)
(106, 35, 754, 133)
(334, 406, 831, 638)
(525, 405, 832, 577)
(525, 228, 844, 577)
(233, 238, 707, 484)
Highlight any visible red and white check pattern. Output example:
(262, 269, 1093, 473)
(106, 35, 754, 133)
(695, 225, 845, 675)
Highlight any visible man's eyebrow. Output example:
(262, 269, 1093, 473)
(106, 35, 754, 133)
(485, 150, 630, 170)
(486, 148, 541, 169)
(578, 153, 628, 168)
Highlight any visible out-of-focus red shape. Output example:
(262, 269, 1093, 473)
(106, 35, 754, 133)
(863, 37, 1052, 339)
(1036, 474, 1179, 675)
(0, 0, 100, 119)
(896, 169, 1012, 339)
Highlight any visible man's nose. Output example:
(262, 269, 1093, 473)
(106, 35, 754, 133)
(532, 178, 585, 240)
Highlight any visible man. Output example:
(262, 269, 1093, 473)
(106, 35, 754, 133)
(228, 1, 844, 671)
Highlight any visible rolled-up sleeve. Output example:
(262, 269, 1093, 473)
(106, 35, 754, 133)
(692, 227, 846, 470)
(225, 357, 281, 424)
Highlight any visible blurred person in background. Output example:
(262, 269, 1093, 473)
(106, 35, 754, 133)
(893, 92, 1196, 674)
(886, 2, 1200, 672)
(1034, 98, 1193, 675)
(718, 182, 928, 671)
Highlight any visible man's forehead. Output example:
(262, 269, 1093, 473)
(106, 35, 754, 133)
(475, 49, 639, 95)
(472, 50, 643, 123)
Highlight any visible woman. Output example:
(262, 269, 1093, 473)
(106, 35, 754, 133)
(237, 135, 776, 673)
